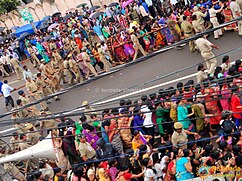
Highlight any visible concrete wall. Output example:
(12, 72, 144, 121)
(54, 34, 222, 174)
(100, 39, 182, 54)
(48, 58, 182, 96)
(0, 0, 118, 29)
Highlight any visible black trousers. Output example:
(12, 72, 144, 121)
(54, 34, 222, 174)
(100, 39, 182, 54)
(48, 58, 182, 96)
(5, 95, 14, 107)
(148, 6, 156, 18)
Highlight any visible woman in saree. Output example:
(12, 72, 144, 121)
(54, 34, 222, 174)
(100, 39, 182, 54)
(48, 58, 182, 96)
(118, 14, 128, 30)
(203, 81, 222, 134)
(112, 37, 127, 63)
(152, 19, 165, 49)
(92, 43, 104, 70)
(108, 118, 124, 154)
(137, 28, 151, 52)
(120, 31, 135, 60)
(158, 16, 174, 45)
(223, 3, 237, 31)
(155, 101, 169, 144)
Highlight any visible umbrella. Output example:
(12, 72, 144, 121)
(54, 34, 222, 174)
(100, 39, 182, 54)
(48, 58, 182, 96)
(122, 0, 134, 8)
(63, 14, 72, 21)
(89, 5, 100, 12)
(108, 2, 119, 7)
(0, 27, 5, 32)
(89, 11, 104, 19)
(52, 12, 61, 17)
(66, 8, 76, 14)
(8, 33, 15, 39)
(76, 3, 87, 8)
(11, 26, 19, 30)
(19, 32, 30, 39)
(47, 23, 59, 31)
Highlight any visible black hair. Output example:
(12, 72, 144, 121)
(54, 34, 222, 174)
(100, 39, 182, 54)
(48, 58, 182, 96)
(3, 80, 8, 84)
(222, 55, 229, 63)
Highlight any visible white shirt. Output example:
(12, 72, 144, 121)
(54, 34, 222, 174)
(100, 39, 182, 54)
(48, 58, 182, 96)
(141, 105, 153, 128)
(23, 70, 34, 81)
(230, 1, 241, 18)
(1, 83, 14, 97)
(145, 0, 153, 6)
(144, 168, 156, 181)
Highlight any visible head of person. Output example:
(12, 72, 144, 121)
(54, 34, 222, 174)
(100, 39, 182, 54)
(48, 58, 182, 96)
(16, 99, 22, 106)
(12, 132, 18, 140)
(174, 122, 183, 133)
(222, 110, 232, 120)
(78, 134, 86, 143)
(197, 63, 206, 71)
(20, 133, 27, 141)
(23, 65, 28, 71)
(133, 130, 140, 140)
(222, 55, 230, 64)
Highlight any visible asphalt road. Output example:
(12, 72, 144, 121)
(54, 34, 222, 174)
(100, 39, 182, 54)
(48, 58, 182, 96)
(0, 30, 242, 138)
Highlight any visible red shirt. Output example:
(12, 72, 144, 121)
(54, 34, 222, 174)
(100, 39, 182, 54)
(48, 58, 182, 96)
(231, 94, 242, 119)
(123, 172, 132, 180)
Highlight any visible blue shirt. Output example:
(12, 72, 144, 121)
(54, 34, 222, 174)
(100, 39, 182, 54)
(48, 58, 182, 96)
(176, 157, 194, 181)
(93, 25, 102, 36)
(142, 2, 149, 13)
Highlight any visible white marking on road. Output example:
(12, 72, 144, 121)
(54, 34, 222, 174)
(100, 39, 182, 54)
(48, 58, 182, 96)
(93, 60, 238, 106)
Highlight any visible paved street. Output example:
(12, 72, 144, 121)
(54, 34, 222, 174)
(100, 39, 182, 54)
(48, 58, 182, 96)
(0, 31, 242, 138)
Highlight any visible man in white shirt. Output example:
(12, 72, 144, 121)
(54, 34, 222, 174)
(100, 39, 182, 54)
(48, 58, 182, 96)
(230, 0, 242, 35)
(1, 80, 16, 108)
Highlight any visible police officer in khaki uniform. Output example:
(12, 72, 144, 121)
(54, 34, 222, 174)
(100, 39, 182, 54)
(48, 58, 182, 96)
(26, 124, 41, 145)
(10, 56, 22, 80)
(97, 43, 111, 72)
(40, 111, 57, 131)
(63, 57, 74, 85)
(25, 77, 48, 111)
(27, 44, 40, 67)
(36, 73, 59, 101)
(68, 54, 83, 83)
(195, 36, 219, 76)
(80, 48, 98, 77)
(130, 28, 147, 60)
(10, 132, 20, 153)
(192, 6, 207, 32)
(71, 39, 80, 54)
(16, 99, 30, 118)
(18, 90, 40, 117)
(19, 133, 39, 170)
(181, 15, 196, 52)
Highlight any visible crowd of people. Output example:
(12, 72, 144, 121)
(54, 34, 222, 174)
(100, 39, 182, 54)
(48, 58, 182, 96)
(0, 0, 241, 180)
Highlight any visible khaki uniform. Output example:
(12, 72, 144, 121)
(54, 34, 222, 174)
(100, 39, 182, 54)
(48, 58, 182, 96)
(181, 20, 196, 52)
(19, 95, 39, 116)
(171, 130, 188, 150)
(81, 52, 98, 77)
(131, 34, 147, 60)
(16, 105, 29, 118)
(49, 42, 57, 51)
(27, 130, 41, 145)
(63, 38, 72, 53)
(0, 62, 9, 77)
(69, 59, 83, 83)
(192, 10, 207, 31)
(10, 58, 22, 79)
(192, 20, 204, 33)
(63, 59, 74, 85)
(195, 38, 217, 75)
(197, 70, 208, 83)
(25, 80, 47, 110)
(9, 137, 20, 153)
(98, 47, 111, 71)
(71, 40, 80, 54)
(52, 51, 62, 62)
(36, 77, 53, 97)
(27, 47, 40, 67)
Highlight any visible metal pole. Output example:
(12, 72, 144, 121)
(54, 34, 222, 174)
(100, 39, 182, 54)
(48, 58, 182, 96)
(90, 0, 94, 7)
(30, 21, 38, 34)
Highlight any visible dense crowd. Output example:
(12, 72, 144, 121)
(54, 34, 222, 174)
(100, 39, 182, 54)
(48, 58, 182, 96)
(0, 0, 241, 180)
